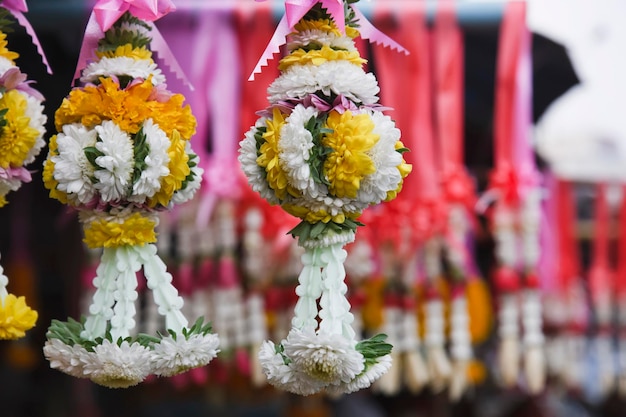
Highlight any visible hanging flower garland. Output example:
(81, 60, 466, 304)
(239, 0, 411, 395)
(42, 3, 219, 389)
(0, 4, 47, 340)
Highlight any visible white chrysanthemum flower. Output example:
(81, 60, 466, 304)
(284, 329, 364, 385)
(259, 339, 324, 396)
(238, 118, 279, 204)
(81, 340, 152, 388)
(288, 29, 357, 52)
(329, 353, 392, 395)
(81, 57, 166, 86)
(43, 339, 90, 378)
(93, 120, 134, 202)
(151, 333, 220, 377)
(171, 143, 203, 205)
(52, 123, 99, 205)
(128, 118, 170, 203)
(279, 105, 321, 194)
(268, 61, 379, 105)
(22, 94, 47, 165)
(0, 56, 15, 78)
(358, 110, 403, 204)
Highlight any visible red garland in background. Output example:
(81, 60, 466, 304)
(486, 0, 546, 393)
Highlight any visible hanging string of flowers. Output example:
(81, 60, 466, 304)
(239, 0, 411, 395)
(0, 3, 47, 340)
(42, 1, 219, 389)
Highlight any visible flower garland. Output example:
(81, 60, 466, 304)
(239, 2, 410, 395)
(42, 9, 219, 389)
(0, 5, 45, 340)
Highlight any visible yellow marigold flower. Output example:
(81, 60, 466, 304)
(96, 44, 153, 61)
(0, 195, 6, 208)
(55, 78, 196, 139)
(0, 32, 18, 64)
(345, 26, 360, 39)
(466, 359, 488, 385)
(83, 212, 157, 248)
(466, 278, 493, 344)
(147, 93, 196, 140)
(385, 140, 413, 202)
(0, 90, 40, 169)
(294, 19, 341, 36)
(257, 108, 299, 200)
(0, 294, 37, 340)
(323, 110, 377, 199)
(148, 129, 189, 207)
(279, 45, 366, 71)
(42, 135, 69, 204)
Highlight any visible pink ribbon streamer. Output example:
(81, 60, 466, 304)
(2, 0, 52, 74)
(249, 0, 408, 81)
(73, 0, 192, 90)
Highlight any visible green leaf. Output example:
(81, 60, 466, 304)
(84, 146, 105, 169)
(356, 333, 393, 368)
(396, 147, 410, 154)
(130, 127, 150, 190)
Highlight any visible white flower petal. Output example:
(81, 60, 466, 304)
(151, 333, 220, 377)
(93, 120, 134, 202)
(81, 340, 151, 388)
(268, 61, 379, 105)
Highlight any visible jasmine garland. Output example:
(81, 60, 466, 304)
(42, 9, 218, 388)
(239, 2, 410, 395)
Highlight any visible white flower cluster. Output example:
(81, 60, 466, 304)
(50, 118, 201, 208)
(268, 60, 380, 105)
(81, 21, 165, 86)
(239, 106, 403, 220)
(43, 333, 220, 389)
(81, 57, 166, 86)
(259, 329, 391, 396)
(287, 28, 358, 53)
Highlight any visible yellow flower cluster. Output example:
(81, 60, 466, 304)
(55, 77, 196, 139)
(257, 108, 300, 200)
(385, 140, 412, 201)
(83, 212, 157, 248)
(0, 90, 40, 169)
(42, 135, 69, 204)
(148, 129, 190, 207)
(0, 31, 18, 64)
(96, 43, 153, 62)
(279, 45, 366, 72)
(0, 294, 37, 340)
(323, 110, 377, 199)
(283, 203, 359, 224)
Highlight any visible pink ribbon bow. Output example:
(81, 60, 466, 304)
(93, 0, 175, 33)
(73, 0, 192, 90)
(1, 0, 52, 74)
(249, 0, 408, 81)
